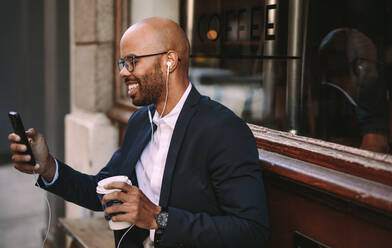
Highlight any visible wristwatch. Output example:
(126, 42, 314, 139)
(155, 207, 168, 244)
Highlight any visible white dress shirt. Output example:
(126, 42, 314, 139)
(136, 83, 192, 247)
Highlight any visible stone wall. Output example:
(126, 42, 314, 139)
(66, 0, 118, 219)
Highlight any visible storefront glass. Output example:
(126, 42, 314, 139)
(182, 0, 392, 154)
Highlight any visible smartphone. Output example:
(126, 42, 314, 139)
(8, 111, 36, 165)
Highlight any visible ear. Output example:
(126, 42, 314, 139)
(166, 50, 180, 73)
(353, 58, 368, 77)
(352, 58, 360, 77)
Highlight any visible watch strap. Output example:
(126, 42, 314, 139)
(155, 207, 168, 246)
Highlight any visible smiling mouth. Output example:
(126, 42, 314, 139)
(128, 84, 139, 96)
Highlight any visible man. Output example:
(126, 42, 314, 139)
(317, 28, 389, 153)
(9, 17, 269, 247)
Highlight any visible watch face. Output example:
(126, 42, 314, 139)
(157, 211, 168, 228)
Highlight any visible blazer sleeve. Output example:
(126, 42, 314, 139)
(35, 108, 145, 211)
(159, 114, 269, 248)
(36, 147, 122, 211)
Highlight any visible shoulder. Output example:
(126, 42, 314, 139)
(194, 95, 259, 164)
(196, 95, 252, 137)
(197, 96, 236, 120)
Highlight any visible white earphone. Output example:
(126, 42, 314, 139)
(167, 61, 172, 72)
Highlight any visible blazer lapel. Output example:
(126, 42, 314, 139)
(122, 106, 156, 185)
(159, 86, 202, 206)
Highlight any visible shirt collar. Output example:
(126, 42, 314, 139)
(153, 83, 192, 129)
(321, 81, 357, 107)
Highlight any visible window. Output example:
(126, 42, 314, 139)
(180, 0, 392, 155)
(112, 0, 392, 155)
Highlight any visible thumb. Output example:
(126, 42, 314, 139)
(25, 128, 38, 140)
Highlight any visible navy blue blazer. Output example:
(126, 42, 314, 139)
(39, 86, 269, 247)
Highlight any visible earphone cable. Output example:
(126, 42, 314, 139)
(32, 169, 51, 248)
(117, 224, 135, 248)
(159, 65, 170, 119)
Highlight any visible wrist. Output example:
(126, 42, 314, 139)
(152, 206, 161, 230)
(41, 155, 56, 182)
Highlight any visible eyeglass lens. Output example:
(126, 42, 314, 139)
(118, 57, 134, 72)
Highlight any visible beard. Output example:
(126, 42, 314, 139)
(131, 61, 165, 106)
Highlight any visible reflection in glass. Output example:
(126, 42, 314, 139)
(305, 0, 392, 153)
(186, 0, 290, 129)
(316, 28, 389, 153)
(181, 0, 392, 154)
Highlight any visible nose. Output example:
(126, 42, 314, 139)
(119, 66, 131, 78)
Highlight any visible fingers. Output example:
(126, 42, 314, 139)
(12, 153, 31, 162)
(8, 128, 38, 142)
(102, 188, 160, 229)
(104, 182, 133, 192)
(8, 133, 21, 142)
(102, 191, 128, 205)
(10, 143, 27, 153)
(9, 133, 36, 172)
(104, 202, 134, 217)
(101, 185, 141, 205)
(111, 213, 133, 223)
(14, 162, 36, 174)
(11, 152, 35, 171)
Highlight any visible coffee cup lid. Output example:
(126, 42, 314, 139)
(96, 186, 121, 194)
(97, 176, 132, 194)
(98, 176, 132, 187)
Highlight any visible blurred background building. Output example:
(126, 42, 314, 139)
(1, 0, 69, 247)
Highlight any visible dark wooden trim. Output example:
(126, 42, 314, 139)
(113, 0, 133, 110)
(250, 124, 392, 187)
(263, 170, 392, 233)
(114, 0, 121, 105)
(259, 149, 392, 215)
(264, 170, 392, 247)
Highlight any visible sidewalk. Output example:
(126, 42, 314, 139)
(0, 164, 46, 248)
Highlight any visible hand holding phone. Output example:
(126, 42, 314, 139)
(8, 111, 36, 165)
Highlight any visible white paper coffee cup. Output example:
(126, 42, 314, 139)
(96, 176, 133, 230)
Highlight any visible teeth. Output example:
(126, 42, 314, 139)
(128, 84, 138, 91)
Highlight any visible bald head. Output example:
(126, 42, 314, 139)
(319, 28, 377, 80)
(120, 17, 190, 72)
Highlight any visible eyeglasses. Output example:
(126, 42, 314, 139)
(118, 51, 169, 72)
